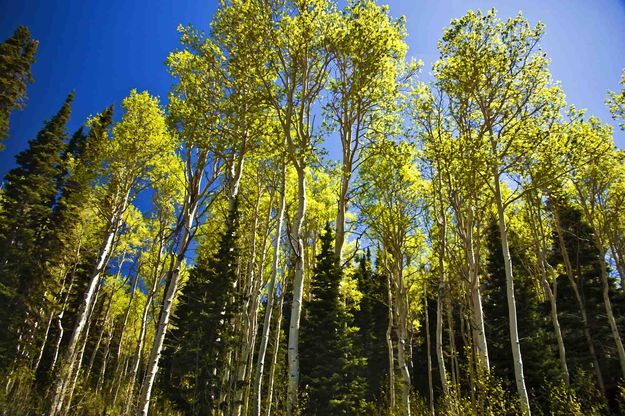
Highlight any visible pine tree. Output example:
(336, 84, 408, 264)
(0, 26, 38, 146)
(32, 107, 113, 382)
(354, 249, 389, 403)
(300, 224, 364, 414)
(0, 92, 73, 369)
(162, 200, 242, 415)
(549, 201, 623, 402)
(49, 106, 112, 260)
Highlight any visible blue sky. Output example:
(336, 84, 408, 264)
(1, 0, 624, 179)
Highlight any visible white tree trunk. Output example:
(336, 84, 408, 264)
(137, 197, 198, 416)
(254, 166, 286, 416)
(286, 168, 306, 416)
(598, 246, 625, 378)
(436, 290, 449, 396)
(49, 200, 125, 416)
(494, 177, 530, 415)
(266, 276, 285, 416)
(424, 288, 434, 415)
(386, 273, 396, 413)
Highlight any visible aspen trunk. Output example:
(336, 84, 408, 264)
(447, 297, 459, 392)
(286, 167, 306, 416)
(527, 193, 570, 387)
(127, 239, 166, 393)
(436, 290, 449, 396)
(434, 173, 450, 397)
(49, 241, 82, 374)
(386, 273, 396, 414)
(85, 298, 112, 381)
(138, 147, 230, 414)
(493, 177, 531, 415)
(65, 283, 103, 415)
(33, 310, 54, 374)
(266, 277, 285, 416)
(424, 288, 434, 415)
(395, 320, 411, 416)
(137, 195, 198, 416)
(233, 188, 262, 416)
(552, 205, 605, 392)
(49, 200, 125, 416)
(334, 166, 350, 259)
(597, 246, 625, 378)
(465, 218, 489, 371)
(96, 328, 113, 394)
(470, 279, 489, 371)
(254, 165, 286, 416)
(544, 281, 569, 386)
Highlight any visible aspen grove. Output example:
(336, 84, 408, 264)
(2, 2, 625, 415)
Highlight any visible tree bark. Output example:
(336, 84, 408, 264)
(424, 287, 434, 415)
(254, 164, 286, 416)
(49, 195, 126, 416)
(266, 274, 285, 416)
(436, 290, 449, 396)
(552, 205, 605, 392)
(137, 193, 199, 416)
(286, 166, 306, 416)
(597, 245, 625, 378)
(493, 175, 531, 415)
(386, 272, 396, 414)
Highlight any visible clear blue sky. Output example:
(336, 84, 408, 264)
(1, 0, 624, 179)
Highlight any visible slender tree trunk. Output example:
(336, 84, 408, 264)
(527, 193, 570, 387)
(33, 310, 54, 375)
(233, 188, 262, 416)
(96, 328, 113, 394)
(395, 275, 411, 416)
(127, 238, 166, 400)
(434, 172, 450, 398)
(85, 300, 112, 381)
(87, 251, 126, 383)
(49, 242, 82, 374)
(254, 165, 286, 416)
(464, 215, 489, 371)
(386, 272, 396, 414)
(493, 176, 530, 415)
(424, 287, 434, 415)
(334, 163, 350, 260)
(447, 297, 459, 394)
(114, 262, 140, 363)
(65, 283, 103, 415)
(470, 278, 489, 371)
(436, 289, 449, 396)
(266, 276, 285, 416)
(610, 242, 625, 291)
(49, 196, 126, 416)
(138, 147, 226, 414)
(552, 205, 605, 392)
(597, 246, 625, 378)
(286, 166, 306, 416)
(545, 281, 569, 386)
(137, 195, 198, 416)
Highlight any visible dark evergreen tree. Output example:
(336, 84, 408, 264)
(353, 249, 389, 403)
(161, 200, 242, 415)
(0, 93, 73, 369)
(33, 108, 113, 382)
(549, 200, 623, 404)
(300, 224, 365, 415)
(49, 106, 112, 260)
(0, 26, 38, 146)
(483, 220, 561, 411)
